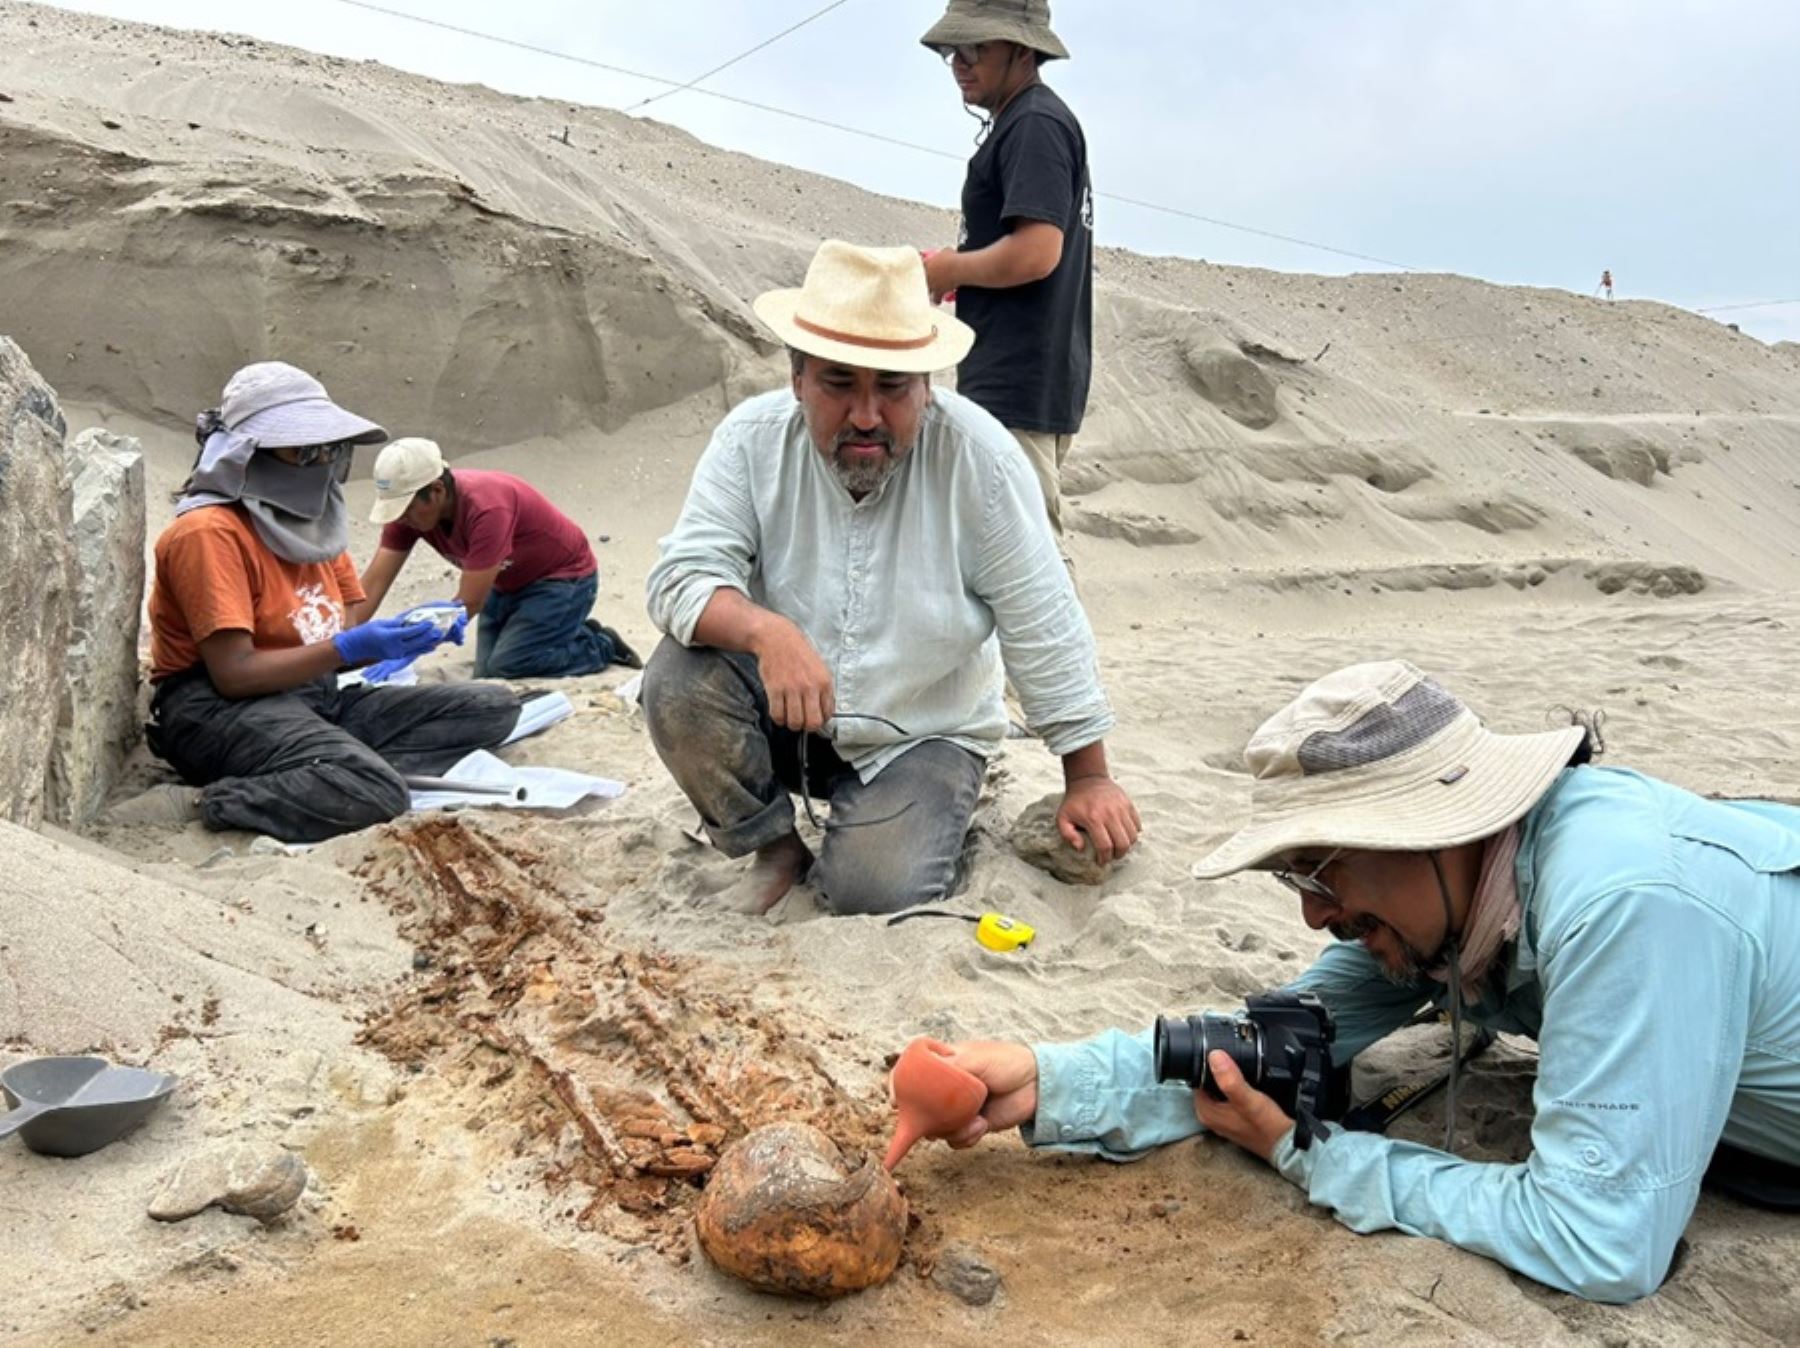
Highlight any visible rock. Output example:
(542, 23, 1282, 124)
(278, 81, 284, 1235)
(148, 1147, 309, 1225)
(0, 339, 76, 828)
(46, 428, 145, 826)
(695, 1122, 906, 1298)
(1010, 793, 1109, 886)
(931, 1241, 1002, 1306)
(1180, 341, 1280, 429)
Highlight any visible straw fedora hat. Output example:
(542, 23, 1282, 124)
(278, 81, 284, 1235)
(754, 240, 975, 375)
(920, 0, 1069, 62)
(1191, 661, 1587, 878)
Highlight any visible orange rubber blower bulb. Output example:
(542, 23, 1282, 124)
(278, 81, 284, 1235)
(883, 1038, 989, 1171)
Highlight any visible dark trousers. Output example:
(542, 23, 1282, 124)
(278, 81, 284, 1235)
(148, 670, 521, 843)
(474, 572, 615, 679)
(641, 639, 986, 915)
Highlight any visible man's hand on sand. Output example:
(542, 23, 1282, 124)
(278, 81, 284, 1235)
(1193, 1050, 1294, 1163)
(928, 1041, 1040, 1148)
(1058, 777, 1142, 866)
(751, 616, 835, 733)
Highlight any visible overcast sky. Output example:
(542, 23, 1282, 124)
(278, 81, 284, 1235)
(50, 0, 1800, 342)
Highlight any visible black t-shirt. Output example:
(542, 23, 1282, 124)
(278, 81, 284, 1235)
(954, 82, 1094, 436)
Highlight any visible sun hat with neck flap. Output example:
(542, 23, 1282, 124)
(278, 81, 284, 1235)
(753, 240, 975, 375)
(219, 361, 386, 449)
(1191, 661, 1588, 879)
(920, 0, 1070, 61)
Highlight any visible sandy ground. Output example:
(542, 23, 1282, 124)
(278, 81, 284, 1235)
(3, 3, 1800, 1345)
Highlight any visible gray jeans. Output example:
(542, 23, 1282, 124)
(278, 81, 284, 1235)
(148, 669, 521, 843)
(641, 639, 986, 915)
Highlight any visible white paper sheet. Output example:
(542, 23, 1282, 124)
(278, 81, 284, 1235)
(503, 691, 574, 745)
(406, 749, 624, 813)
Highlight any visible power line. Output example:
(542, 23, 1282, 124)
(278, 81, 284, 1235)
(322, 0, 1413, 271)
(328, 0, 680, 89)
(327, 0, 964, 160)
(1099, 192, 1414, 272)
(1695, 298, 1800, 315)
(628, 0, 856, 113)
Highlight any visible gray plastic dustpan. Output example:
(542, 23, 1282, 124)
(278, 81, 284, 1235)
(0, 1056, 177, 1158)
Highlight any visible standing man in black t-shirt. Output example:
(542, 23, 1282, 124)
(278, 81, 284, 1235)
(920, 0, 1092, 560)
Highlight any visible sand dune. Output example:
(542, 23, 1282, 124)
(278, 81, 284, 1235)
(3, 3, 1799, 1344)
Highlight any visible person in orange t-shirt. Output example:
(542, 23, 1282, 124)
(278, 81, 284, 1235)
(109, 362, 521, 843)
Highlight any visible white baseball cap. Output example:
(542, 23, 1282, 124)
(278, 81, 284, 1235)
(368, 437, 447, 524)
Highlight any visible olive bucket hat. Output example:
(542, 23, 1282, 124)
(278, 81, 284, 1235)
(920, 0, 1070, 62)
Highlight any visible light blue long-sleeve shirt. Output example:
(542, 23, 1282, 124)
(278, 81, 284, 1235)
(1029, 765, 1800, 1302)
(644, 387, 1113, 779)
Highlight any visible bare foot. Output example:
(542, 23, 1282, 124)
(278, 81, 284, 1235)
(727, 832, 814, 915)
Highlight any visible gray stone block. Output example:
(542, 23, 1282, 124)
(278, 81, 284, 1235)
(48, 427, 146, 825)
(0, 338, 76, 827)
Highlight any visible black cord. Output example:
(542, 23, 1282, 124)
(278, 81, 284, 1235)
(797, 712, 917, 832)
(1429, 850, 1464, 1154)
(885, 909, 979, 928)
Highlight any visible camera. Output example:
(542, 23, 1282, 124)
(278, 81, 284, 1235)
(1153, 991, 1348, 1131)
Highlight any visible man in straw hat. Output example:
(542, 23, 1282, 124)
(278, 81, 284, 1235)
(918, 0, 1092, 559)
(922, 661, 1800, 1301)
(107, 361, 521, 842)
(643, 240, 1139, 915)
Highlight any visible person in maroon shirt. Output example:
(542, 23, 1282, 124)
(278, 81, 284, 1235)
(360, 438, 641, 679)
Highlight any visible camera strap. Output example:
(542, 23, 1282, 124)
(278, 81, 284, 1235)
(1337, 1021, 1496, 1137)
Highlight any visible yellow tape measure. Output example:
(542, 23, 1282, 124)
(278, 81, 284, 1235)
(975, 912, 1035, 952)
(885, 908, 1036, 952)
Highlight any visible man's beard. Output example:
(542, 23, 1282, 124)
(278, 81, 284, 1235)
(829, 428, 903, 495)
(1332, 913, 1434, 985)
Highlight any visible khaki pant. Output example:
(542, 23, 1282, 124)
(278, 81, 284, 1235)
(1009, 428, 1074, 539)
(1011, 428, 1077, 588)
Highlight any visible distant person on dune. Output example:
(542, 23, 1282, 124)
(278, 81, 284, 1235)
(359, 438, 640, 679)
(1600, 269, 1614, 300)
(643, 240, 1140, 916)
(109, 363, 520, 841)
(928, 661, 1800, 1302)
(918, 0, 1093, 564)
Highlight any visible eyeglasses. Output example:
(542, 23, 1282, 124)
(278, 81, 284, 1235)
(286, 441, 353, 468)
(936, 42, 989, 67)
(1272, 849, 1342, 905)
(797, 712, 916, 832)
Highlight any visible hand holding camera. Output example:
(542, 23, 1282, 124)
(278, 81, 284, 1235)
(1154, 991, 1348, 1155)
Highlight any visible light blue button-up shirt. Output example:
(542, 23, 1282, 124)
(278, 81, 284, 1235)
(1029, 766, 1800, 1301)
(645, 387, 1114, 780)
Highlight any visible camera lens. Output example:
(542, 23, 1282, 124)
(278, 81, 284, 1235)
(1154, 1012, 1261, 1100)
(1153, 1015, 1199, 1083)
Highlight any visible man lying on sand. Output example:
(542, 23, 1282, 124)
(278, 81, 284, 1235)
(932, 661, 1800, 1302)
(109, 363, 521, 842)
(642, 240, 1140, 915)
(358, 436, 641, 679)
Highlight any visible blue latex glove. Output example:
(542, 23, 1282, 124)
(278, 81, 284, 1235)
(445, 609, 469, 646)
(361, 656, 418, 686)
(333, 616, 442, 667)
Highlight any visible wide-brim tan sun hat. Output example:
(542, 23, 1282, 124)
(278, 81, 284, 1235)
(754, 240, 975, 375)
(921, 0, 1070, 61)
(1191, 661, 1587, 879)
